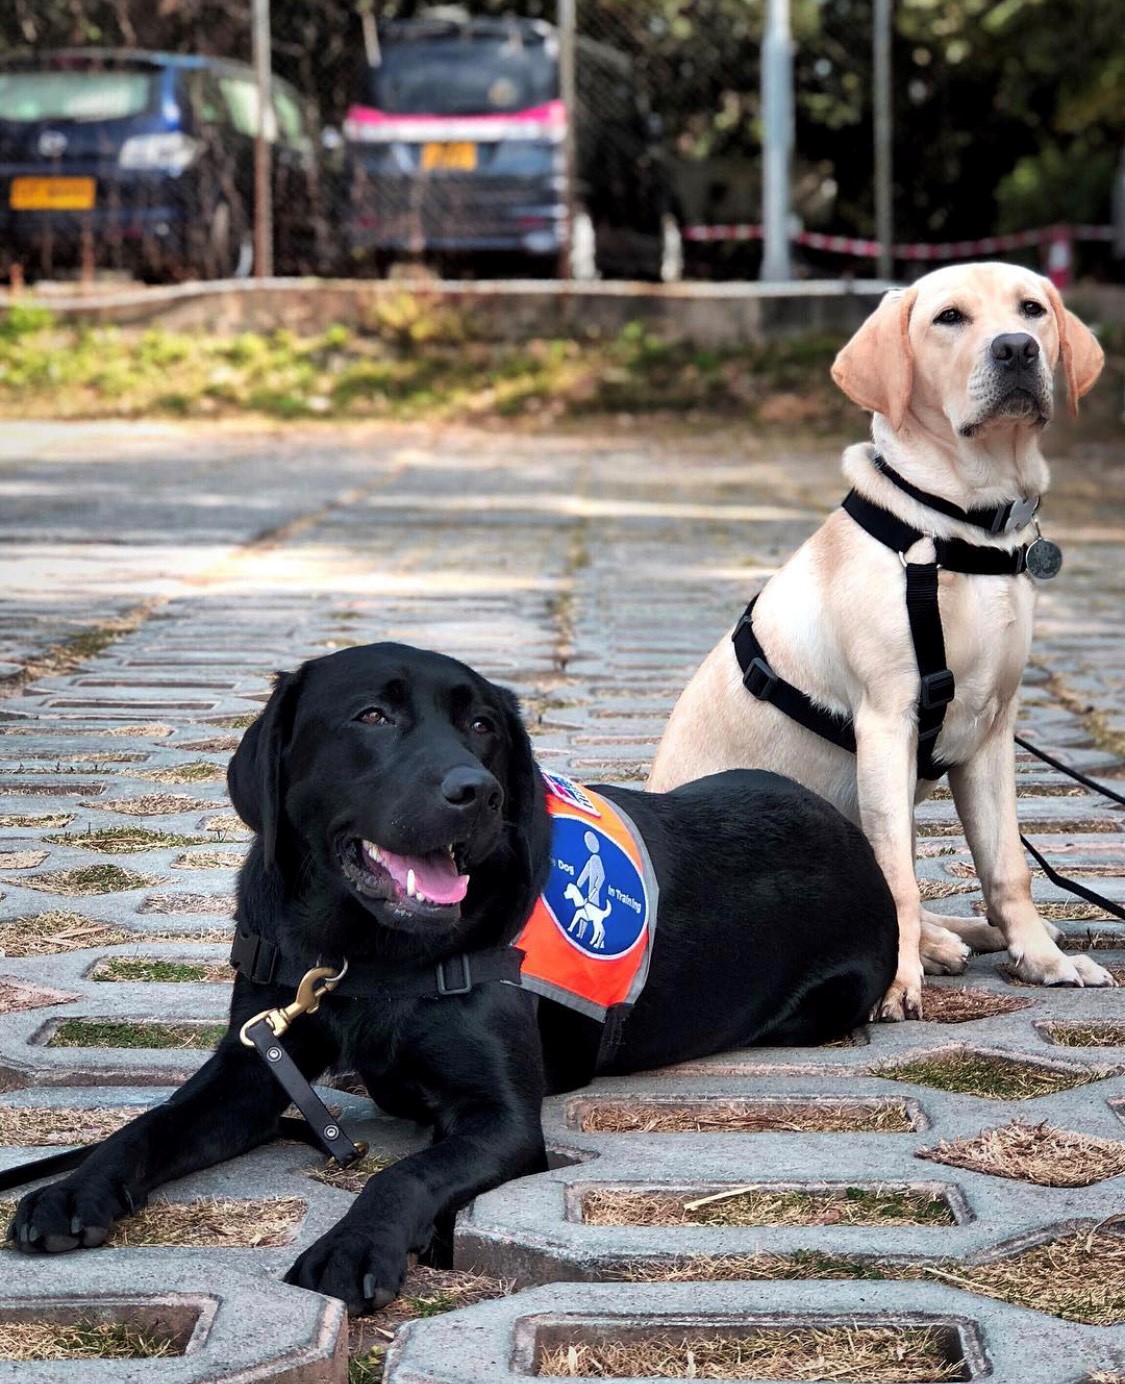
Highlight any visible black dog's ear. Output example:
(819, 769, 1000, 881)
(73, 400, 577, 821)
(227, 670, 301, 870)
(494, 684, 550, 886)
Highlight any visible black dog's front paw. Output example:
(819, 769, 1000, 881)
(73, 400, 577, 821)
(284, 1227, 407, 1316)
(9, 1177, 136, 1254)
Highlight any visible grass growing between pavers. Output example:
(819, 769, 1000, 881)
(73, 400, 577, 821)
(44, 827, 213, 854)
(348, 1268, 510, 1383)
(608, 1221, 1125, 1325)
(877, 1050, 1101, 1099)
(537, 1326, 965, 1381)
(0, 1196, 304, 1248)
(91, 957, 230, 984)
(84, 793, 214, 816)
(0, 1105, 137, 1146)
(0, 980, 77, 1014)
(172, 849, 243, 869)
(921, 986, 1032, 1023)
(47, 1019, 226, 1050)
(580, 1185, 954, 1228)
(917, 1119, 1125, 1186)
(0, 814, 74, 829)
(573, 1100, 920, 1135)
(919, 816, 1123, 837)
(8, 864, 160, 895)
(136, 762, 226, 785)
(0, 850, 47, 868)
(0, 910, 230, 955)
(1040, 1021, 1125, 1047)
(140, 892, 235, 915)
(0, 1319, 181, 1360)
(0, 309, 854, 428)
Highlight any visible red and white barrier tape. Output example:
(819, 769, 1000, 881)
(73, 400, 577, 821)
(684, 223, 1114, 258)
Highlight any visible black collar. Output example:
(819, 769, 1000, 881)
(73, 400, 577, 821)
(842, 490, 1029, 576)
(230, 924, 524, 999)
(872, 455, 1040, 536)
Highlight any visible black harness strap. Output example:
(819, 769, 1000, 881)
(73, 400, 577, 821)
(873, 456, 1041, 536)
(733, 488, 1030, 782)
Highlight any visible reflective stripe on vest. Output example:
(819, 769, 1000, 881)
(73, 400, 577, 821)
(515, 771, 659, 1023)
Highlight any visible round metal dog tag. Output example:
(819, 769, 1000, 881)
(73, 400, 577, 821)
(1026, 537, 1063, 580)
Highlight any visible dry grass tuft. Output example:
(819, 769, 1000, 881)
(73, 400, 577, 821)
(918, 879, 978, 901)
(1039, 902, 1125, 922)
(309, 1152, 401, 1194)
(0, 1105, 137, 1147)
(0, 814, 73, 829)
(917, 1120, 1125, 1187)
(1041, 1022, 1125, 1047)
(140, 892, 234, 915)
(921, 986, 1031, 1023)
(0, 911, 133, 955)
(0, 1319, 178, 1360)
(0, 1195, 304, 1248)
(171, 849, 242, 870)
(580, 1185, 952, 1228)
(175, 736, 241, 754)
(575, 1100, 917, 1135)
(91, 957, 230, 984)
(538, 1327, 964, 1380)
(137, 762, 225, 785)
(44, 827, 211, 854)
(12, 865, 159, 896)
(96, 723, 173, 738)
(84, 794, 213, 816)
(922, 817, 1122, 837)
(878, 1050, 1100, 1100)
(199, 813, 252, 840)
(0, 851, 48, 869)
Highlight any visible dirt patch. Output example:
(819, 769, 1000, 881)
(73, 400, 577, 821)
(0, 1105, 137, 1146)
(1040, 1022, 1125, 1047)
(0, 851, 48, 869)
(91, 958, 229, 984)
(878, 1050, 1101, 1100)
(47, 1019, 226, 1050)
(917, 1119, 1125, 1187)
(84, 794, 214, 816)
(0, 1195, 303, 1249)
(921, 986, 1031, 1023)
(573, 1100, 919, 1134)
(537, 1327, 964, 1381)
(0, 979, 77, 1014)
(140, 893, 235, 915)
(0, 1319, 179, 1360)
(580, 1185, 953, 1228)
(12, 865, 160, 896)
(44, 827, 212, 854)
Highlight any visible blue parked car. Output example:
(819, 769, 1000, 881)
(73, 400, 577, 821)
(0, 49, 327, 282)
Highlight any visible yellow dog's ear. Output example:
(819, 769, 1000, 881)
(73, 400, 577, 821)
(831, 286, 917, 430)
(1044, 282, 1104, 418)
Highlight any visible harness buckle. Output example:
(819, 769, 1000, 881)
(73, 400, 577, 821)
(992, 494, 1040, 535)
(743, 657, 778, 701)
(239, 960, 348, 1047)
(919, 668, 956, 711)
(436, 954, 473, 996)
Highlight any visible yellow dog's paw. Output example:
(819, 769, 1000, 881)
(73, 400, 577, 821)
(920, 925, 971, 976)
(1008, 946, 1116, 988)
(873, 974, 924, 1022)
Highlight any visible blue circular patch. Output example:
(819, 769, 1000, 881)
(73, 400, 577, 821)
(542, 814, 648, 959)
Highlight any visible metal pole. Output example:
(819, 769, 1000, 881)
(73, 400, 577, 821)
(252, 0, 273, 278)
(557, 0, 577, 280)
(873, 0, 893, 280)
(760, 0, 793, 282)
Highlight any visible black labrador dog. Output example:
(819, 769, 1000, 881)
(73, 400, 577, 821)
(11, 643, 896, 1313)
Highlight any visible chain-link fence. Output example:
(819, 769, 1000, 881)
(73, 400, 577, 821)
(0, 1, 1121, 286)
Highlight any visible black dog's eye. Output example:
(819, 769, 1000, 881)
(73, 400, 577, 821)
(933, 307, 967, 326)
(357, 707, 394, 727)
(1020, 299, 1047, 318)
(470, 715, 496, 736)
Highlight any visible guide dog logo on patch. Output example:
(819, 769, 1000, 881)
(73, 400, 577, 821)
(514, 774, 659, 1023)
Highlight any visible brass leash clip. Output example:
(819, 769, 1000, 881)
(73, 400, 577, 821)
(239, 959, 348, 1047)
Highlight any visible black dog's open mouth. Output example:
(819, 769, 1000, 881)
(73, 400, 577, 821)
(339, 838, 470, 916)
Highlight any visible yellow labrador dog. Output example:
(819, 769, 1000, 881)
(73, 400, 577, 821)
(649, 261, 1112, 1020)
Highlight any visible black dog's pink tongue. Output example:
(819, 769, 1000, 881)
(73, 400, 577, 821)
(378, 846, 469, 904)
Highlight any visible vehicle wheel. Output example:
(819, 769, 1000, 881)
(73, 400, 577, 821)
(569, 209, 599, 281)
(660, 213, 684, 283)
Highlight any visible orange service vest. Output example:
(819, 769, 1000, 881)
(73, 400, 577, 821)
(514, 771, 658, 1024)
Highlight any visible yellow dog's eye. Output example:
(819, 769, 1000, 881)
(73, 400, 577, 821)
(933, 307, 966, 326)
(358, 707, 393, 726)
(1020, 299, 1047, 318)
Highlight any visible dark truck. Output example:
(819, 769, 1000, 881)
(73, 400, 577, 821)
(343, 14, 682, 280)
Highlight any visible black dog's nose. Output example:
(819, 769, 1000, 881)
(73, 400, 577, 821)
(441, 765, 502, 814)
(990, 332, 1040, 368)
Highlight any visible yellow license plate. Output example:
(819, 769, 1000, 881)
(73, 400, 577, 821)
(420, 141, 477, 172)
(10, 176, 97, 211)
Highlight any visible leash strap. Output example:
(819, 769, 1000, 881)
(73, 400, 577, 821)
(873, 456, 1041, 536)
(1015, 735, 1125, 809)
(230, 928, 524, 998)
(1019, 834, 1125, 923)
